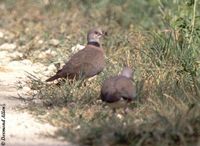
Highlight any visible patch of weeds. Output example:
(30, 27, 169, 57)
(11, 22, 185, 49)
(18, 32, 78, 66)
(4, 0, 200, 145)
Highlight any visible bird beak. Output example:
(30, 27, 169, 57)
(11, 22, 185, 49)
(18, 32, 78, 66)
(100, 31, 108, 38)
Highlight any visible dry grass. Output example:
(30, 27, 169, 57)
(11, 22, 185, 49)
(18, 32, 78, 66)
(1, 0, 200, 146)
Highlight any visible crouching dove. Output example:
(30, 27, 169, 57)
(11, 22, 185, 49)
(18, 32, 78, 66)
(100, 67, 137, 113)
(46, 28, 106, 82)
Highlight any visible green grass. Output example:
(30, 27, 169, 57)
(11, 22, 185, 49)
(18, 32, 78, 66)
(1, 0, 200, 145)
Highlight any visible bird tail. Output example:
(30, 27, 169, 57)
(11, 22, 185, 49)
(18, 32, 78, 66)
(46, 74, 60, 82)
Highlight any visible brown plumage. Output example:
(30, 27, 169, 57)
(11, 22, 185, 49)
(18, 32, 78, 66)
(100, 67, 136, 111)
(46, 28, 105, 82)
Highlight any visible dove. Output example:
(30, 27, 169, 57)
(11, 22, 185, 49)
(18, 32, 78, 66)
(100, 67, 137, 113)
(46, 28, 106, 82)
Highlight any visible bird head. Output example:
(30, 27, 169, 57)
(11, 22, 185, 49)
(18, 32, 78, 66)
(87, 28, 106, 44)
(121, 67, 133, 79)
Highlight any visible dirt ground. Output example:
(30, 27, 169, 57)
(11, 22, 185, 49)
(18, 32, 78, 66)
(0, 47, 76, 146)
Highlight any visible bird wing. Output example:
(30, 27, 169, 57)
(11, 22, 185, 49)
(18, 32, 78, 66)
(101, 76, 121, 103)
(58, 45, 104, 78)
(115, 76, 136, 100)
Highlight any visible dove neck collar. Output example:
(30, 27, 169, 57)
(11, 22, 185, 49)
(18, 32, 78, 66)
(87, 41, 100, 47)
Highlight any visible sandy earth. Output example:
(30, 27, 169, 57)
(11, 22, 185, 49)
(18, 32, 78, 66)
(0, 48, 76, 146)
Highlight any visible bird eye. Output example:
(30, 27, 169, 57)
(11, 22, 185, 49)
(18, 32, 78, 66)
(94, 31, 99, 34)
(95, 31, 103, 36)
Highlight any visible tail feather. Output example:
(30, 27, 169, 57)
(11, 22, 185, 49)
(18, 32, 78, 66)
(46, 74, 60, 82)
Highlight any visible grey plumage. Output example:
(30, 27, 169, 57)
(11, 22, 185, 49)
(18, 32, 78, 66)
(46, 28, 105, 82)
(100, 67, 136, 110)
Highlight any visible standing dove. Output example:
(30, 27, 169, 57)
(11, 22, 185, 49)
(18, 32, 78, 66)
(100, 67, 137, 113)
(46, 28, 106, 82)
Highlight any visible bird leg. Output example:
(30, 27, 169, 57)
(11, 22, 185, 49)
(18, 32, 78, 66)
(112, 108, 116, 114)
